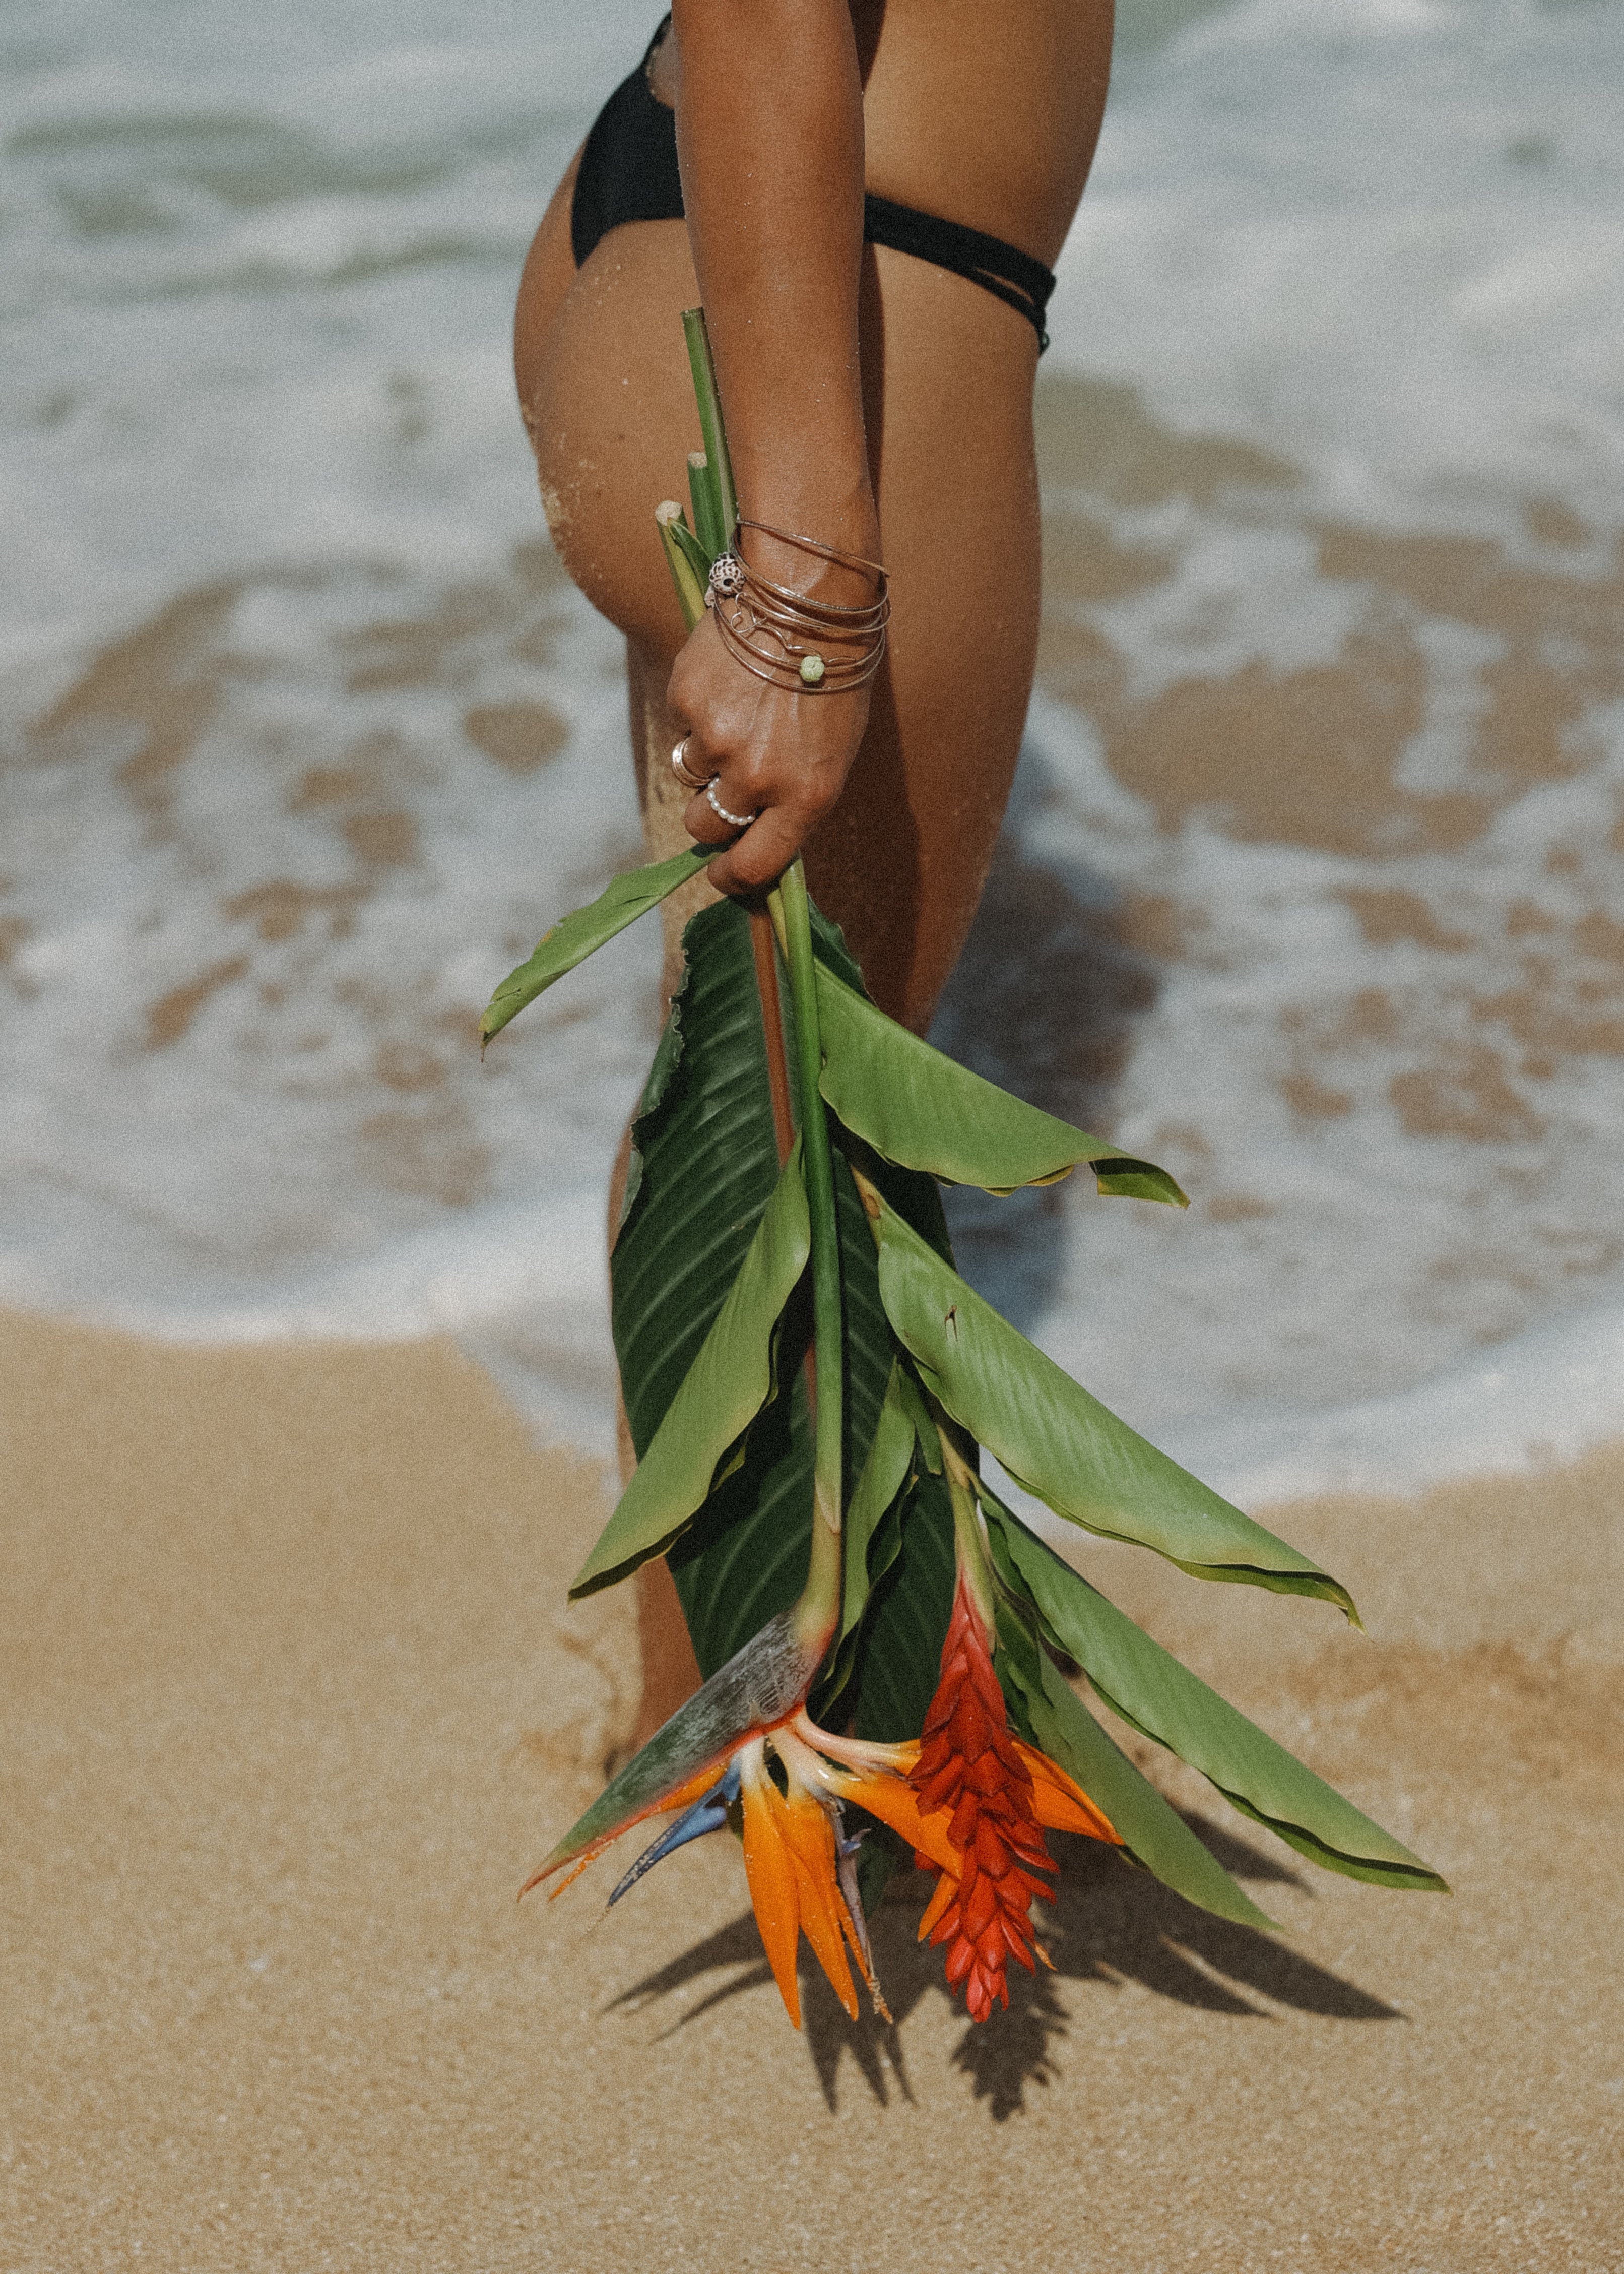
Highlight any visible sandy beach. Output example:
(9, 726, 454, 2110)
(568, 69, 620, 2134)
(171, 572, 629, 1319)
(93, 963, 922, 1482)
(4, 1305, 1619, 2272)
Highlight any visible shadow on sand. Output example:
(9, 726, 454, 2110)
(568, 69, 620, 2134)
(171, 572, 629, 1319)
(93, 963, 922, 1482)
(606, 1814, 1401, 2121)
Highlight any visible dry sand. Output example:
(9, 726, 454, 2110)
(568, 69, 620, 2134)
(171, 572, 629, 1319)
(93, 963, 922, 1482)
(3, 1306, 1620, 2272)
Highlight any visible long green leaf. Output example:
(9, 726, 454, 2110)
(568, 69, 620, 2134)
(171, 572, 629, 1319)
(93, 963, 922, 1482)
(845, 1464, 957, 1743)
(988, 1580, 1274, 1931)
(657, 510, 708, 629)
(815, 962, 1186, 1204)
(664, 504, 713, 590)
(572, 1144, 810, 1598)
(773, 859, 844, 1578)
(985, 1498, 1446, 1892)
(480, 846, 711, 1045)
(611, 899, 955, 1719)
(857, 1175, 1358, 1618)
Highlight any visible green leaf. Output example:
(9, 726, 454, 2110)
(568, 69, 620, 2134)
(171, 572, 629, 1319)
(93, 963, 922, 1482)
(858, 1175, 1359, 1618)
(613, 901, 779, 1456)
(572, 1144, 810, 1598)
(814, 961, 1186, 1204)
(658, 509, 708, 630)
(987, 1574, 1273, 1930)
(985, 1497, 1446, 1893)
(610, 899, 956, 1721)
(844, 1463, 956, 1743)
(895, 1364, 943, 1472)
(480, 846, 712, 1045)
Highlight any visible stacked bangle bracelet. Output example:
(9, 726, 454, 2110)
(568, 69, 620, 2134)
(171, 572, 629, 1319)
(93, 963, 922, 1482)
(705, 517, 889, 694)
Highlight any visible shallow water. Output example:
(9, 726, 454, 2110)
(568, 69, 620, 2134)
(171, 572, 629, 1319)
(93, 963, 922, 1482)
(4, 0, 1623, 1497)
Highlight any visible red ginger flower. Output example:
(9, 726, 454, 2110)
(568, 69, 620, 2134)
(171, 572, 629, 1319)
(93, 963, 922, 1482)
(910, 1570, 1118, 2021)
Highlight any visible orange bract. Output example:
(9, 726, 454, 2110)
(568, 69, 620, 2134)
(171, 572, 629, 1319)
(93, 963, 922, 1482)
(907, 1572, 1119, 2022)
(1019, 1739, 1123, 1847)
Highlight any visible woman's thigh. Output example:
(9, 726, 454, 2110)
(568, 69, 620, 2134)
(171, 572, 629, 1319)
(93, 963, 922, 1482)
(519, 223, 1042, 1033)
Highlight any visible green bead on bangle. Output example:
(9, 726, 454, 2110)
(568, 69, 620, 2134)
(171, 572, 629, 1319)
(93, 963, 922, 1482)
(799, 655, 826, 686)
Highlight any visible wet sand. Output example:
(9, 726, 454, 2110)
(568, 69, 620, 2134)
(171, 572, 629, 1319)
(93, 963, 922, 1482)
(4, 1306, 1619, 2271)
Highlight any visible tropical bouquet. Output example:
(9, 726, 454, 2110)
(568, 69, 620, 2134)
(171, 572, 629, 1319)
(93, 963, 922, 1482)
(481, 312, 1443, 2031)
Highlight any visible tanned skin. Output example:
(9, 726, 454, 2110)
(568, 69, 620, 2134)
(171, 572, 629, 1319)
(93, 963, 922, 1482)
(514, 1, 1115, 1739)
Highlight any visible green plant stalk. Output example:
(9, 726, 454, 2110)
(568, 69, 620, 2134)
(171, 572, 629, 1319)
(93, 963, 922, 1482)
(687, 452, 726, 561)
(664, 503, 714, 593)
(656, 503, 707, 632)
(682, 307, 739, 542)
(769, 859, 845, 1644)
(936, 1405, 998, 1630)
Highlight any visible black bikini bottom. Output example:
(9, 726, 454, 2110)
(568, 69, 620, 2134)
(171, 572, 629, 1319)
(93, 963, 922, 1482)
(569, 22, 1055, 350)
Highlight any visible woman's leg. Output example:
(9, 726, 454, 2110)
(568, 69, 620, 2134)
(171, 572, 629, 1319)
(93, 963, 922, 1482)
(521, 222, 1042, 1736)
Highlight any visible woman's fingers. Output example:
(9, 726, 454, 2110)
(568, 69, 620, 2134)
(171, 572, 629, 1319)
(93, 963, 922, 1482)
(683, 773, 826, 894)
(677, 733, 850, 877)
(682, 780, 750, 847)
(704, 806, 803, 895)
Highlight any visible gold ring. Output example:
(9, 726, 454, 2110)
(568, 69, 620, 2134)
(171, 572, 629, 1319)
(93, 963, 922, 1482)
(671, 737, 710, 792)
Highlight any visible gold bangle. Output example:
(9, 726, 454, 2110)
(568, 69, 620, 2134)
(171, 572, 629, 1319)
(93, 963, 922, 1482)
(735, 516, 886, 585)
(704, 546, 889, 695)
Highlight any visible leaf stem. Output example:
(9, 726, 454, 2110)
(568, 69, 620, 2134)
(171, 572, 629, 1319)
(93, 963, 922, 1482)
(769, 858, 843, 1644)
(682, 308, 739, 543)
(935, 1404, 998, 1632)
(687, 452, 726, 563)
(749, 910, 796, 1170)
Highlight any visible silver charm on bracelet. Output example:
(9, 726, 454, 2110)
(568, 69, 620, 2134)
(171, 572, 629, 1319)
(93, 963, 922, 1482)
(705, 781, 756, 831)
(706, 552, 748, 605)
(671, 736, 710, 790)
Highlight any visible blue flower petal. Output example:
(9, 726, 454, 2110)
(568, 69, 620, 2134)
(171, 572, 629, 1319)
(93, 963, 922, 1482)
(607, 1761, 742, 1908)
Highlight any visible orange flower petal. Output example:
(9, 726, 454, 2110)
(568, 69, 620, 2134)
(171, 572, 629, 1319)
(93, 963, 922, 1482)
(836, 1767, 962, 1877)
(917, 1867, 958, 1944)
(739, 1749, 804, 2029)
(1015, 1741, 1123, 1845)
(776, 1793, 859, 2022)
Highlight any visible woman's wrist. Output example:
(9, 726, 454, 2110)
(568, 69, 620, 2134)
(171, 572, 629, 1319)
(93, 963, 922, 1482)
(732, 479, 882, 606)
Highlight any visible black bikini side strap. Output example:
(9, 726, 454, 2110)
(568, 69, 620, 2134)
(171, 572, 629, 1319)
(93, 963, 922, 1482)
(862, 192, 1056, 351)
(570, 18, 683, 267)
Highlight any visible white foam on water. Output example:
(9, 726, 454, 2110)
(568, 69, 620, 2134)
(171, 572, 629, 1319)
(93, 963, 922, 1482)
(1056, 0, 1624, 533)
(1167, 1285, 1624, 1505)
(5, 0, 1624, 1495)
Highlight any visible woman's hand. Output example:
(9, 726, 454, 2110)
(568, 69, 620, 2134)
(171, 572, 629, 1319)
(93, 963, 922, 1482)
(668, 604, 873, 896)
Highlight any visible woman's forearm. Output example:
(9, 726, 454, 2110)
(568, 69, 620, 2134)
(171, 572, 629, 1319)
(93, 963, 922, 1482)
(671, 0, 879, 573)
